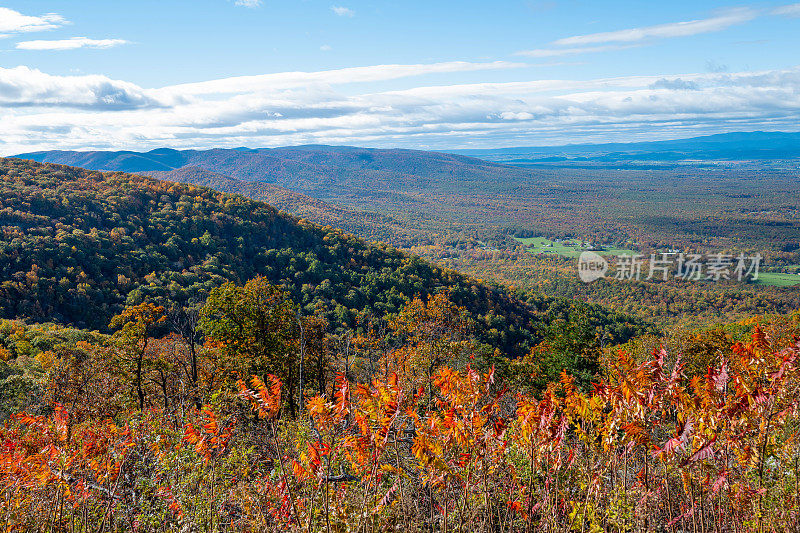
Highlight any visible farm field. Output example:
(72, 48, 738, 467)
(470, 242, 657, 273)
(513, 237, 800, 287)
(514, 236, 639, 258)
(755, 271, 800, 286)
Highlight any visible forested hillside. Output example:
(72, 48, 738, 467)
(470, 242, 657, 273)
(145, 166, 426, 246)
(0, 158, 645, 362)
(18, 146, 800, 330)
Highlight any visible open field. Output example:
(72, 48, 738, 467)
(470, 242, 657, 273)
(514, 236, 639, 258)
(755, 272, 800, 286)
(514, 237, 800, 287)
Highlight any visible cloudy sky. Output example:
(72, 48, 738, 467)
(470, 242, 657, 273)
(1, 0, 800, 154)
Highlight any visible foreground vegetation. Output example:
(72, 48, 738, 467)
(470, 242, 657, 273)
(2, 277, 799, 531)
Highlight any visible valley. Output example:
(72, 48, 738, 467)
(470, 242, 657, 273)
(19, 133, 800, 325)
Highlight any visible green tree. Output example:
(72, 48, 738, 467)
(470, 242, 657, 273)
(109, 303, 166, 410)
(200, 277, 300, 414)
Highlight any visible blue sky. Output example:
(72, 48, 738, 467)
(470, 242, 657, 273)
(1, 0, 800, 153)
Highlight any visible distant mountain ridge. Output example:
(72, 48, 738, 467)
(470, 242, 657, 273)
(16, 145, 527, 193)
(17, 132, 800, 191)
(451, 131, 800, 163)
(16, 132, 800, 252)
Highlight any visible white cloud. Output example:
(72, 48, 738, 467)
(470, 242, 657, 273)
(16, 37, 129, 51)
(518, 8, 758, 58)
(331, 6, 355, 17)
(553, 8, 756, 46)
(516, 44, 639, 57)
(773, 3, 800, 16)
(0, 66, 166, 109)
(0, 7, 67, 33)
(156, 61, 525, 96)
(320, 44, 332, 51)
(3, 63, 800, 154)
(234, 0, 262, 7)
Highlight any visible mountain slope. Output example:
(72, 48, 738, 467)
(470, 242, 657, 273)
(144, 166, 425, 246)
(20, 132, 800, 187)
(0, 158, 646, 358)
